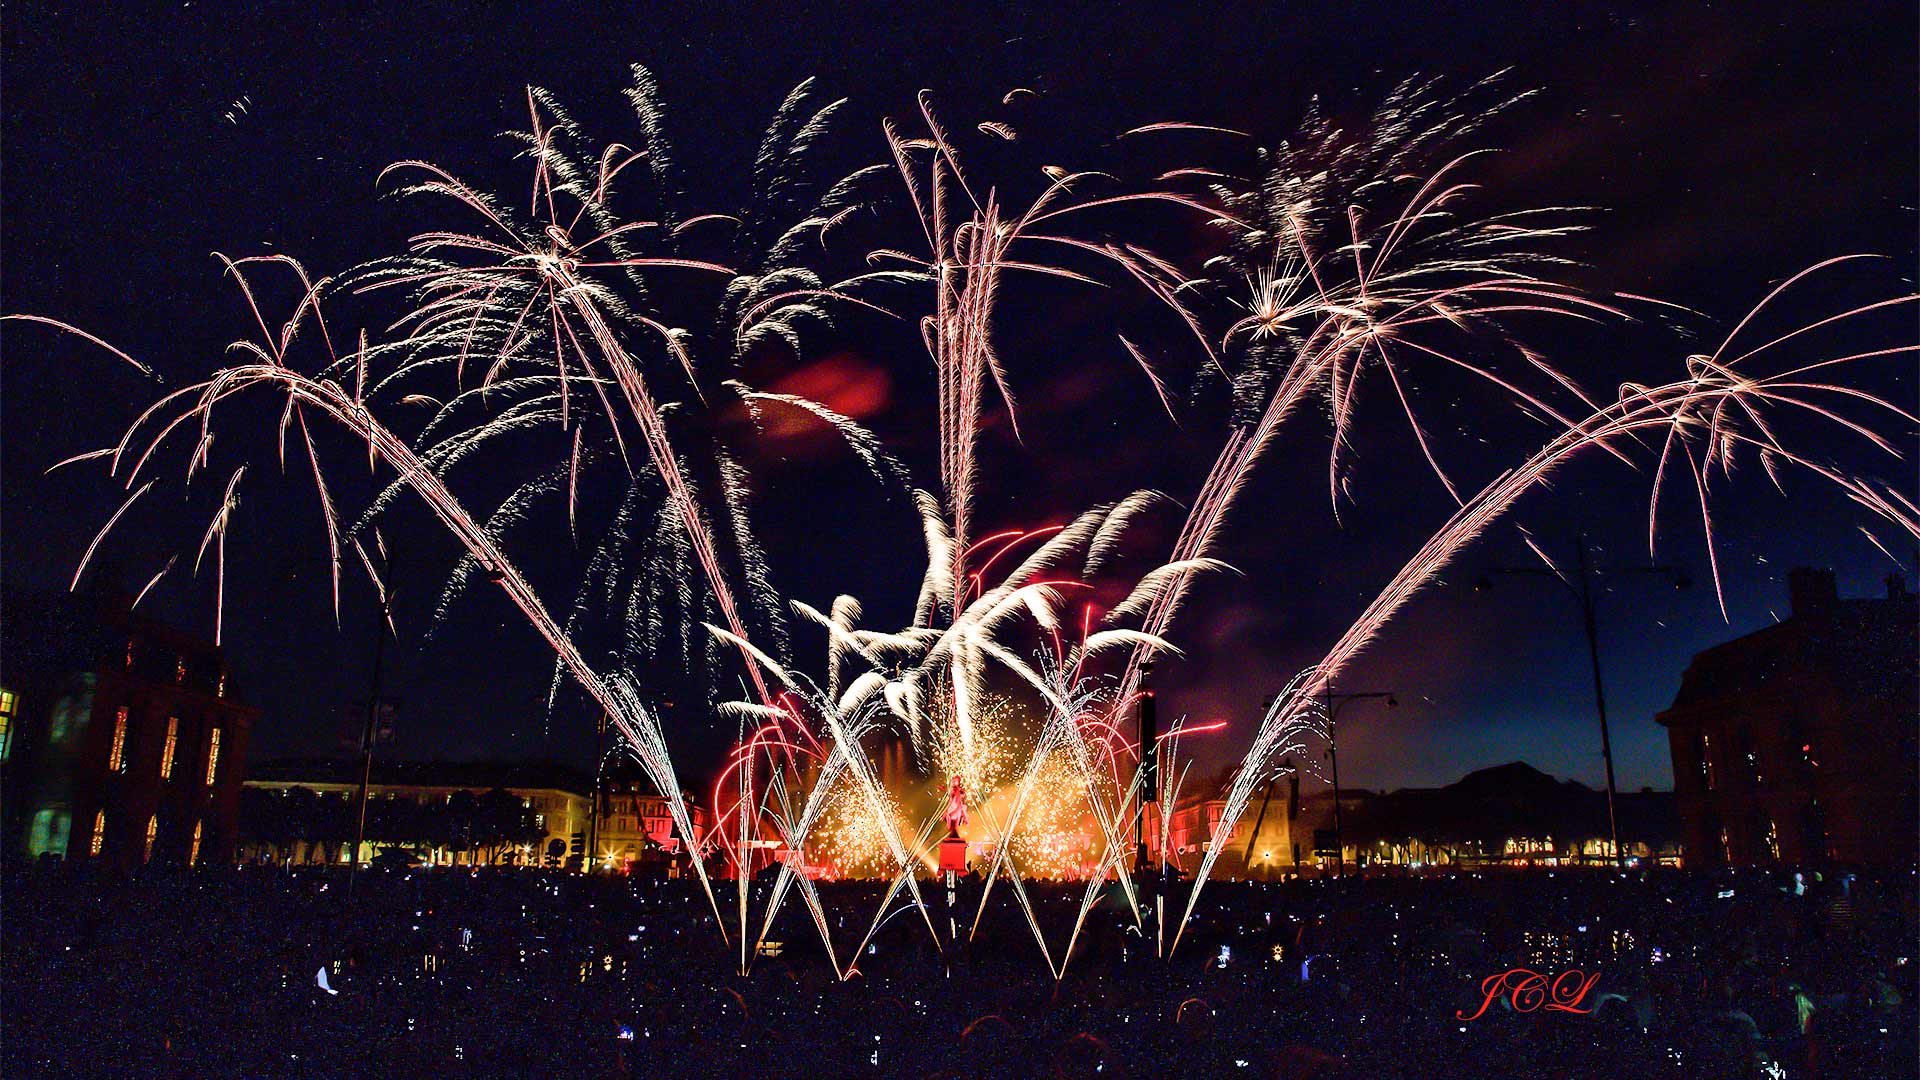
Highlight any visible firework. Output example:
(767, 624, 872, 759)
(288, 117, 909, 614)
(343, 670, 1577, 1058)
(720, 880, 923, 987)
(12, 63, 1913, 985)
(814, 772, 910, 879)
(1111, 74, 1618, 717)
(1172, 258, 1919, 954)
(701, 491, 1204, 975)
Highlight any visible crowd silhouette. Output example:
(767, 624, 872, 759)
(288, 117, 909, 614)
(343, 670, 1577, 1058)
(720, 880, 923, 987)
(4, 860, 1911, 1079)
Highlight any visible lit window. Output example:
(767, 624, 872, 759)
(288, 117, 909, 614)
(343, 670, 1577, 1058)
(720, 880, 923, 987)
(1765, 819, 1780, 862)
(125, 641, 136, 670)
(175, 657, 187, 684)
(216, 672, 227, 699)
(160, 718, 178, 779)
(205, 729, 222, 786)
(1701, 733, 1716, 791)
(90, 810, 106, 857)
(144, 815, 159, 862)
(108, 708, 129, 771)
(189, 821, 203, 866)
(0, 689, 14, 761)
(28, 809, 71, 858)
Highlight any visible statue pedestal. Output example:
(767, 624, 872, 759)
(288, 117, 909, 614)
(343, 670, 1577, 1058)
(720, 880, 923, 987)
(938, 834, 969, 873)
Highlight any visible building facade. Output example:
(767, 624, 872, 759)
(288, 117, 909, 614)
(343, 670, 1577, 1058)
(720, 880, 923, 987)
(1159, 773, 1309, 880)
(3, 590, 257, 870)
(1658, 568, 1918, 867)
(593, 774, 709, 871)
(1162, 762, 1679, 875)
(242, 760, 592, 868)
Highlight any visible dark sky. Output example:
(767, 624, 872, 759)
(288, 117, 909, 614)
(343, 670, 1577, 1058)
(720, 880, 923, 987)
(4, 1, 1914, 794)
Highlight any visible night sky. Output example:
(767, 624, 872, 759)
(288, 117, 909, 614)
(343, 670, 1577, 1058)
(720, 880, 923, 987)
(4, 2, 1914, 794)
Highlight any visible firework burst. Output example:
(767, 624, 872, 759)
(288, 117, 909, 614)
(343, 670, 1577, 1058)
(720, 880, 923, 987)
(11, 63, 1913, 983)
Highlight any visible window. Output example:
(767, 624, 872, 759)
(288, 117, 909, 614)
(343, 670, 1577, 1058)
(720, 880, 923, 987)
(28, 809, 71, 858)
(205, 728, 222, 786)
(90, 810, 106, 857)
(1764, 819, 1780, 862)
(175, 657, 187, 684)
(144, 815, 159, 862)
(108, 708, 129, 771)
(1701, 732, 1717, 791)
(160, 717, 178, 779)
(216, 671, 227, 699)
(189, 821, 203, 866)
(0, 688, 15, 761)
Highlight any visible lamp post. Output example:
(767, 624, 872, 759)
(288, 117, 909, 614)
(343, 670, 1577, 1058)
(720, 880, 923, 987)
(1243, 691, 1309, 876)
(271, 544, 398, 895)
(1321, 687, 1396, 876)
(348, 546, 396, 901)
(1475, 535, 1687, 867)
(1134, 665, 1162, 956)
(587, 709, 608, 873)
(1242, 748, 1282, 875)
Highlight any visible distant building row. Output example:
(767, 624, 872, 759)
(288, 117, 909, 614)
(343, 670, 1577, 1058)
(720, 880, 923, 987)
(1153, 569, 1915, 877)
(6, 570, 1910, 873)
(236, 759, 707, 872)
(1157, 761, 1679, 878)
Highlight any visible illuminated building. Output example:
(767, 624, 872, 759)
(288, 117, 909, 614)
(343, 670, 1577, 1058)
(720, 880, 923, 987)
(2, 587, 257, 870)
(1166, 761, 1679, 874)
(241, 759, 592, 868)
(1658, 568, 1917, 867)
(1159, 773, 1304, 879)
(594, 768, 710, 872)
(1330, 764, 1679, 869)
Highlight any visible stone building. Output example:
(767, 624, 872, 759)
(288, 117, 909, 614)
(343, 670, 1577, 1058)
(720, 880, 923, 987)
(1163, 762, 1679, 876)
(3, 589, 257, 869)
(592, 773, 708, 871)
(1657, 568, 1917, 866)
(242, 760, 591, 867)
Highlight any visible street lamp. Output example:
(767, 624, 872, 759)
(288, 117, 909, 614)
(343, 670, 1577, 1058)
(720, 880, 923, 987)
(1474, 534, 1687, 867)
(1134, 663, 1163, 956)
(273, 543, 398, 900)
(1322, 687, 1395, 877)
(347, 545, 397, 900)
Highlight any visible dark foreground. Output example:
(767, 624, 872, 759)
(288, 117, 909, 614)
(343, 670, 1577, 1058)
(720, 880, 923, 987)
(4, 863, 1913, 1079)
